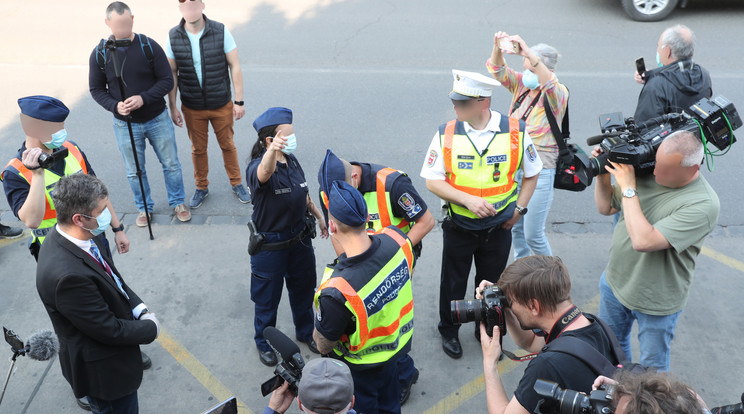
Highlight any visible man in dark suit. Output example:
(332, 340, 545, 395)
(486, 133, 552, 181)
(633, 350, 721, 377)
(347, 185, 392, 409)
(36, 174, 160, 414)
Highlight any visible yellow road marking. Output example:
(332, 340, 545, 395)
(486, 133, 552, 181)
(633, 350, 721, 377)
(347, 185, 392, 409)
(157, 329, 252, 414)
(425, 246, 743, 413)
(0, 231, 27, 248)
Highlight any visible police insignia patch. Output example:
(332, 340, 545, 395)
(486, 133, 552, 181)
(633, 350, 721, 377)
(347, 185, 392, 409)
(398, 193, 414, 211)
(527, 144, 537, 162)
(426, 149, 437, 167)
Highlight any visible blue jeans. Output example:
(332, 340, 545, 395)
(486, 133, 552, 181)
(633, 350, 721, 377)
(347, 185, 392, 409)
(87, 391, 138, 414)
(113, 110, 186, 211)
(512, 168, 555, 259)
(598, 272, 681, 371)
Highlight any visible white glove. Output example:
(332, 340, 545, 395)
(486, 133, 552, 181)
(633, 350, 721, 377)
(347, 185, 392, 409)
(140, 312, 161, 338)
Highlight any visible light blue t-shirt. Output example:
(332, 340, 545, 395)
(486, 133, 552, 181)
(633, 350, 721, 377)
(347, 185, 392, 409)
(166, 27, 237, 87)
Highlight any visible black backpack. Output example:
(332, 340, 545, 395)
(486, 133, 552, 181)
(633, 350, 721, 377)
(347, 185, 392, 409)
(95, 33, 154, 73)
(541, 313, 628, 377)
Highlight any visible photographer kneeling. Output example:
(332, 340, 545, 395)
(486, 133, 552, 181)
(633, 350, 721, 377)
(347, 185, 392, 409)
(477, 256, 623, 414)
(263, 358, 356, 414)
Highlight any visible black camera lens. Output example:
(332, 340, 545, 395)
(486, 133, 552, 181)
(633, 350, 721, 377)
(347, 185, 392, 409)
(450, 299, 483, 325)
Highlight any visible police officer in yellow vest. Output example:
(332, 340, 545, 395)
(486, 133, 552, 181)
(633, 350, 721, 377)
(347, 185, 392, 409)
(420, 70, 543, 359)
(313, 180, 415, 414)
(1, 96, 129, 261)
(317, 149, 434, 405)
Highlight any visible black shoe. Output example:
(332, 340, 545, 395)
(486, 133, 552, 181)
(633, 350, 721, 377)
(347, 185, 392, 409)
(297, 337, 321, 354)
(259, 350, 278, 366)
(400, 368, 419, 405)
(141, 352, 152, 370)
(75, 394, 91, 411)
(442, 337, 462, 359)
(0, 223, 22, 239)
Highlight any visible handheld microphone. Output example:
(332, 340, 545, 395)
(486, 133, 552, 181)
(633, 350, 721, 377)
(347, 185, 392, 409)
(264, 327, 301, 363)
(25, 331, 59, 361)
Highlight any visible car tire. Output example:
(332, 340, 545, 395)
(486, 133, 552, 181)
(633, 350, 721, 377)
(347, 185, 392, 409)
(621, 0, 679, 21)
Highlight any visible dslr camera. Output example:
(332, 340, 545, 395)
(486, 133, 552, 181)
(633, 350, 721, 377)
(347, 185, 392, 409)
(451, 285, 508, 338)
(534, 379, 615, 414)
(573, 95, 741, 186)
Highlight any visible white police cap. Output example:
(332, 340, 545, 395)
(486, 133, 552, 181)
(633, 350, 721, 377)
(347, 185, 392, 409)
(449, 69, 501, 100)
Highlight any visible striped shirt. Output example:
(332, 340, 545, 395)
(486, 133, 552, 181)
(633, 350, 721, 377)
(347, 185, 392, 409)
(488, 62, 568, 169)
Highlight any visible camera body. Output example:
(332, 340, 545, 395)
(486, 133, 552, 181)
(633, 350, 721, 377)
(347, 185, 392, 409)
(574, 95, 741, 186)
(534, 379, 615, 414)
(451, 285, 508, 338)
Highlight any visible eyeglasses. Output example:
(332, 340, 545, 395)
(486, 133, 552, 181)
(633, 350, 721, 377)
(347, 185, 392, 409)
(451, 98, 485, 108)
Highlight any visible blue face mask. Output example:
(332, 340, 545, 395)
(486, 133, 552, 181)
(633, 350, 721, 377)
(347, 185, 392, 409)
(81, 207, 112, 236)
(282, 133, 297, 155)
(44, 129, 67, 149)
(522, 69, 540, 90)
(656, 51, 663, 68)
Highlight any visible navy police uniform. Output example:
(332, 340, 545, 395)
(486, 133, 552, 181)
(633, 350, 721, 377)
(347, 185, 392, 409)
(246, 108, 316, 357)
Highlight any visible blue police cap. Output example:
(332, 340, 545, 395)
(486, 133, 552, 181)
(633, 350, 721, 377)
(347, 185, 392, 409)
(253, 107, 293, 132)
(329, 180, 367, 227)
(18, 95, 69, 122)
(318, 149, 346, 199)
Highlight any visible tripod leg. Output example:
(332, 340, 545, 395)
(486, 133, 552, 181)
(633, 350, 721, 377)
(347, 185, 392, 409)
(0, 356, 18, 406)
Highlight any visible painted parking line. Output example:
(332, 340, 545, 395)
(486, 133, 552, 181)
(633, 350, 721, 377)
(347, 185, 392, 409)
(424, 245, 743, 413)
(157, 328, 252, 414)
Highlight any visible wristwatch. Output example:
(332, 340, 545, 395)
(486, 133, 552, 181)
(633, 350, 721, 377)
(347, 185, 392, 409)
(111, 224, 125, 233)
(233, 100, 245, 106)
(516, 205, 528, 215)
(622, 188, 638, 198)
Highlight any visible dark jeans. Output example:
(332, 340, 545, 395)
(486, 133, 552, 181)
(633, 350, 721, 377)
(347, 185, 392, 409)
(87, 391, 138, 414)
(351, 361, 401, 414)
(438, 218, 511, 339)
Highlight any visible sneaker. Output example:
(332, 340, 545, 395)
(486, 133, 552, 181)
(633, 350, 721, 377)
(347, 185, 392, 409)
(190, 188, 209, 209)
(136, 212, 151, 227)
(0, 223, 23, 239)
(174, 204, 191, 222)
(232, 184, 251, 204)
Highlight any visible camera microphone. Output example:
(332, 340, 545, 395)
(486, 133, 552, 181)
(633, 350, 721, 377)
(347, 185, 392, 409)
(586, 134, 607, 146)
(264, 327, 301, 363)
(25, 330, 59, 361)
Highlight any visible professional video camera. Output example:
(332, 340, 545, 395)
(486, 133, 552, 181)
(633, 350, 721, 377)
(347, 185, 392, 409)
(534, 379, 614, 414)
(451, 285, 507, 338)
(259, 327, 305, 397)
(572, 95, 741, 186)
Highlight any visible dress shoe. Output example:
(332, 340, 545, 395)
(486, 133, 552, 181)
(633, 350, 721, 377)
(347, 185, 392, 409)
(441, 336, 463, 359)
(400, 368, 419, 405)
(75, 394, 91, 411)
(297, 337, 321, 354)
(141, 352, 152, 370)
(259, 350, 278, 366)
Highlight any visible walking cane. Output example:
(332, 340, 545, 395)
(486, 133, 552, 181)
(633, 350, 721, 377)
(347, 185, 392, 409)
(106, 39, 154, 239)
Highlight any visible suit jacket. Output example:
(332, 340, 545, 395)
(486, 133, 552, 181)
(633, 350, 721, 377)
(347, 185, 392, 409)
(36, 227, 157, 400)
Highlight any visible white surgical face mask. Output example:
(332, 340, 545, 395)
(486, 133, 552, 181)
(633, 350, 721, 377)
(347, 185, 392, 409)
(282, 133, 297, 155)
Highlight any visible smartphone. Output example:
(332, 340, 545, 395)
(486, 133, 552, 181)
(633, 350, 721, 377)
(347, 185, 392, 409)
(499, 38, 520, 54)
(635, 57, 646, 80)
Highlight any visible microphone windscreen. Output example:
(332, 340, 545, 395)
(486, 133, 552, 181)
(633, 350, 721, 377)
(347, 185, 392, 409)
(26, 330, 59, 361)
(586, 134, 607, 146)
(264, 327, 300, 361)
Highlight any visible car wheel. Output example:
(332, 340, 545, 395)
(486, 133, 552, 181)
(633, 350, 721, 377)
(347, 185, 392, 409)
(621, 0, 679, 21)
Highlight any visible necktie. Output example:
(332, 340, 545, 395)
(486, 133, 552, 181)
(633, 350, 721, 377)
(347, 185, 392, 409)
(89, 241, 129, 300)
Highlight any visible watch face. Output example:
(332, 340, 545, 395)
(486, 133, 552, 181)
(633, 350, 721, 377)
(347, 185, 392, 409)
(623, 188, 636, 197)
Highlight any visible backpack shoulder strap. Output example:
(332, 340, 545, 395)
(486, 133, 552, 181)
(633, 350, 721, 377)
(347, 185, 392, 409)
(138, 34, 154, 71)
(585, 312, 627, 364)
(96, 39, 107, 72)
(543, 93, 572, 160)
(544, 336, 618, 377)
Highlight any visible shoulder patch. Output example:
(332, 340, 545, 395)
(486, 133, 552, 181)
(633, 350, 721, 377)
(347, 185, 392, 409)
(526, 144, 537, 162)
(397, 193, 415, 211)
(426, 149, 438, 167)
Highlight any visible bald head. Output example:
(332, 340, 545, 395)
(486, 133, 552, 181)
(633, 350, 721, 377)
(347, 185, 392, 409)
(660, 131, 703, 167)
(661, 25, 695, 61)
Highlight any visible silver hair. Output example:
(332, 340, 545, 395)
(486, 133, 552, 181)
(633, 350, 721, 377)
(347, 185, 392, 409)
(661, 25, 695, 60)
(662, 131, 703, 167)
(52, 174, 109, 225)
(530, 43, 561, 71)
(106, 2, 131, 20)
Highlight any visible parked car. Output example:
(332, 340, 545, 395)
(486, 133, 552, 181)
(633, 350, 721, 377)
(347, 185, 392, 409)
(622, 0, 683, 21)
